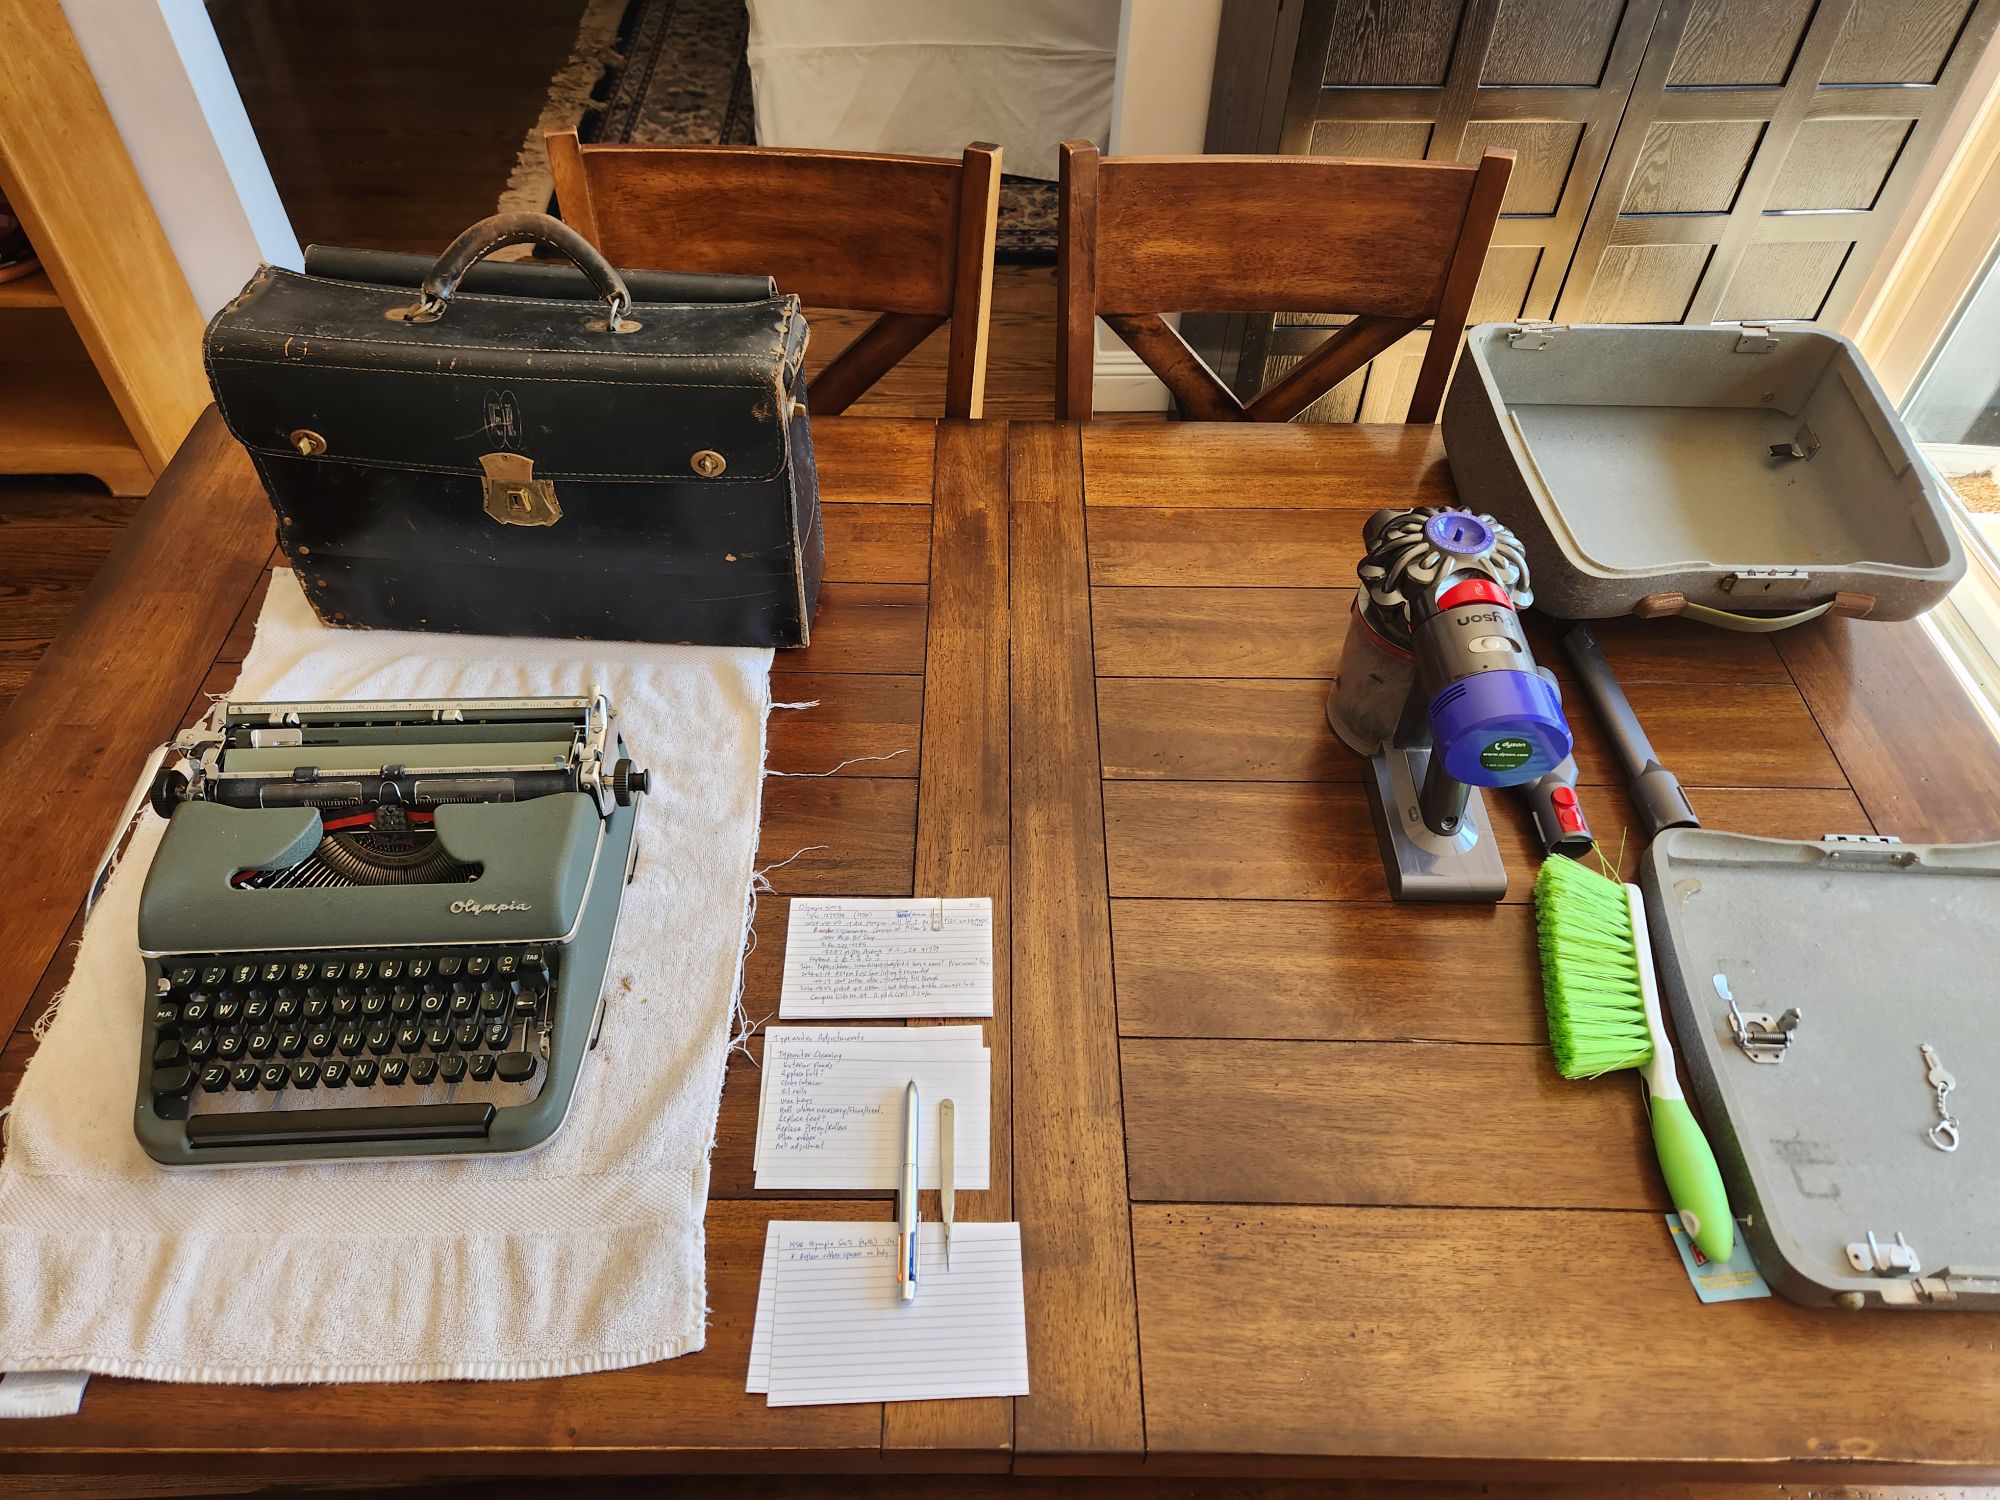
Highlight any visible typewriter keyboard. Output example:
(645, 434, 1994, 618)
(147, 945, 557, 1115)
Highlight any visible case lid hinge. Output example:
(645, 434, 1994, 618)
(1506, 320, 1562, 350)
(1872, 1266, 2000, 1307)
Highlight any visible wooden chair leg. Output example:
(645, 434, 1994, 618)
(544, 128, 601, 245)
(945, 142, 1002, 420)
(1056, 139, 1100, 422)
(1406, 147, 1512, 424)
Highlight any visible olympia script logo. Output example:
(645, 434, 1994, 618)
(450, 899, 533, 916)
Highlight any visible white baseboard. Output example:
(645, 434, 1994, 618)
(1092, 322, 1171, 411)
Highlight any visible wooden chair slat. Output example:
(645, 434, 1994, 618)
(1095, 156, 1482, 317)
(1101, 313, 1244, 421)
(546, 130, 999, 416)
(811, 312, 947, 416)
(1242, 314, 1422, 422)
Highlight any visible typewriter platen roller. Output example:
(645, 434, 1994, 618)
(135, 693, 648, 1165)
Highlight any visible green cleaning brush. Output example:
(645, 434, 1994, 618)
(1533, 854, 1734, 1263)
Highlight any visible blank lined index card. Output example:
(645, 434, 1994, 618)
(779, 898, 993, 1018)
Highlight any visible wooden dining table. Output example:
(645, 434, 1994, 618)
(4, 412, 2000, 1488)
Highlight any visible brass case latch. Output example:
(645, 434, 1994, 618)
(479, 451, 561, 527)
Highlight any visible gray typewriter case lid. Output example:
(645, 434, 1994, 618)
(138, 795, 601, 955)
(1640, 830, 2000, 1309)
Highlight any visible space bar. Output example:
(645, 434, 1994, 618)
(188, 1103, 496, 1148)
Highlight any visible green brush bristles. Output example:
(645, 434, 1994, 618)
(1532, 855, 1654, 1080)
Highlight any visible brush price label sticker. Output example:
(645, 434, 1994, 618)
(1668, 1214, 1770, 1303)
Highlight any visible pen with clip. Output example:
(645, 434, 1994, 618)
(897, 1079, 920, 1304)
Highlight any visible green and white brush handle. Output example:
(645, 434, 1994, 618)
(1624, 883, 1734, 1263)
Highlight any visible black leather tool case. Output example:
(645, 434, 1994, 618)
(203, 212, 823, 647)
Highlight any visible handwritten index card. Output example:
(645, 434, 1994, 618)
(752, 1030, 989, 1191)
(780, 898, 994, 1018)
(752, 1026, 986, 1173)
(747, 1221, 1029, 1405)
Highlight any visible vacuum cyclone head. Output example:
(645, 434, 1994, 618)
(1357, 506, 1533, 615)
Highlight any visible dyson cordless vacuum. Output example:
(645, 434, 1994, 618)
(1328, 507, 1591, 902)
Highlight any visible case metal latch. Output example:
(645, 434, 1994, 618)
(1506, 320, 1561, 350)
(1722, 567, 1811, 597)
(479, 451, 562, 528)
(1734, 322, 1779, 352)
(1715, 975, 1799, 1063)
(1846, 1229, 1920, 1277)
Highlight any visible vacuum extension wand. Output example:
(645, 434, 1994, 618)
(1562, 624, 1700, 839)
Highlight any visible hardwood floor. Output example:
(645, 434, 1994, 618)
(0, 476, 139, 705)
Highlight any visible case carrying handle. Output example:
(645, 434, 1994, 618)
(399, 212, 635, 330)
(1634, 591, 1876, 633)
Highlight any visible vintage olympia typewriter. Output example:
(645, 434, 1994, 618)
(135, 693, 649, 1165)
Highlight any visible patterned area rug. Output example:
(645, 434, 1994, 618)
(503, 0, 1057, 261)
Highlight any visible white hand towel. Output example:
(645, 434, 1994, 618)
(0, 570, 770, 1383)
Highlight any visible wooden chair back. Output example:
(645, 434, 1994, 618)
(547, 131, 1002, 417)
(1056, 141, 1513, 423)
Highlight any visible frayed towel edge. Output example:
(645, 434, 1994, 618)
(3, 1328, 705, 1386)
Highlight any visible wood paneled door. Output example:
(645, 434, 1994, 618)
(1200, 0, 2000, 420)
(1558, 0, 2000, 326)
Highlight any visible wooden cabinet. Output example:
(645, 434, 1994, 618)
(1197, 0, 2000, 419)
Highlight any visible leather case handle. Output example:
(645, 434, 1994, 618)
(1634, 591, 1876, 633)
(408, 212, 633, 328)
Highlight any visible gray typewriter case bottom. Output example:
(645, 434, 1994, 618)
(1640, 830, 2000, 1309)
(1442, 322, 1964, 624)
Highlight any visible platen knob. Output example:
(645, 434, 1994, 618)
(610, 759, 651, 806)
